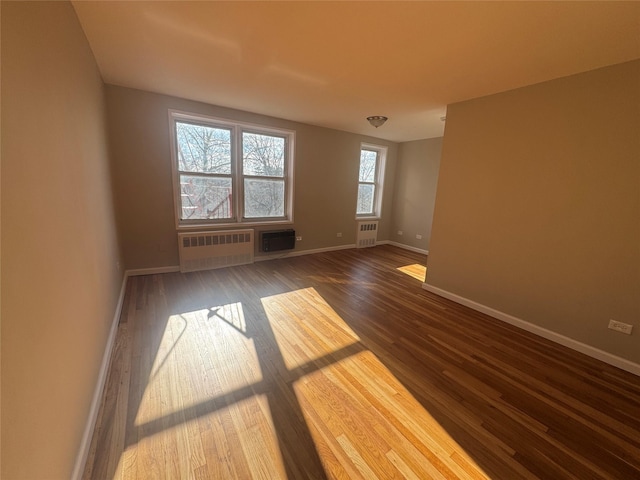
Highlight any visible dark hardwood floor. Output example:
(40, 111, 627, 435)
(84, 245, 640, 479)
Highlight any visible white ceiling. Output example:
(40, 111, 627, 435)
(72, 1, 640, 143)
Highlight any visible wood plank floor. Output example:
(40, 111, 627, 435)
(84, 245, 640, 479)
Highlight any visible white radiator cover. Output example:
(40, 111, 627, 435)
(356, 221, 378, 248)
(178, 230, 254, 272)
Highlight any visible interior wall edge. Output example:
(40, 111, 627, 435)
(422, 283, 640, 377)
(126, 266, 181, 277)
(382, 240, 429, 256)
(71, 272, 128, 480)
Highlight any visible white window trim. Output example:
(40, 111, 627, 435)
(169, 109, 295, 229)
(356, 142, 387, 220)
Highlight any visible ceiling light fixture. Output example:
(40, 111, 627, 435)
(367, 116, 388, 128)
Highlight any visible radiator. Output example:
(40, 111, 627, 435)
(178, 230, 254, 272)
(356, 221, 378, 248)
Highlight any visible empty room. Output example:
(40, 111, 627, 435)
(2, 1, 639, 479)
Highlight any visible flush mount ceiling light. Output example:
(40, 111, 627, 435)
(366, 116, 388, 128)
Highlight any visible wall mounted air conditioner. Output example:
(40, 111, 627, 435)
(261, 229, 296, 252)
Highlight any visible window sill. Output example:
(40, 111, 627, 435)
(177, 219, 293, 231)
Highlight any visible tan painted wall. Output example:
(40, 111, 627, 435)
(106, 86, 398, 270)
(391, 138, 442, 251)
(1, 2, 122, 478)
(427, 60, 640, 364)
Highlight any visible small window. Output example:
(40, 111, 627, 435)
(170, 111, 294, 227)
(356, 144, 386, 218)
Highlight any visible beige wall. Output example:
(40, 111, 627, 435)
(391, 138, 442, 251)
(427, 60, 640, 364)
(1, 2, 122, 478)
(106, 85, 398, 270)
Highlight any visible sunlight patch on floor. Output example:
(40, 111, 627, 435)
(135, 304, 262, 427)
(294, 348, 492, 480)
(397, 263, 427, 281)
(261, 287, 362, 370)
(262, 287, 490, 479)
(208, 301, 247, 333)
(224, 394, 288, 478)
(127, 287, 490, 478)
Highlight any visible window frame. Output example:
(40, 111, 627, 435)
(169, 110, 295, 229)
(356, 143, 387, 219)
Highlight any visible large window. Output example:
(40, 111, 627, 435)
(356, 143, 386, 217)
(170, 111, 294, 227)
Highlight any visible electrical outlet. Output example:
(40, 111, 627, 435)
(296, 236, 302, 241)
(336, 232, 342, 237)
(608, 319, 633, 335)
(416, 234, 423, 240)
(397, 230, 403, 235)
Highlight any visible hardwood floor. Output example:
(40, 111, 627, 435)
(84, 245, 640, 479)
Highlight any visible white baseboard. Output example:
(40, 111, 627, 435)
(422, 283, 640, 377)
(382, 240, 429, 256)
(255, 244, 356, 261)
(126, 265, 180, 276)
(71, 273, 129, 480)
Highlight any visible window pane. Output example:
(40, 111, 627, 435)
(176, 122, 231, 174)
(243, 132, 285, 177)
(180, 175, 232, 220)
(359, 150, 377, 182)
(244, 178, 284, 218)
(357, 183, 375, 215)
